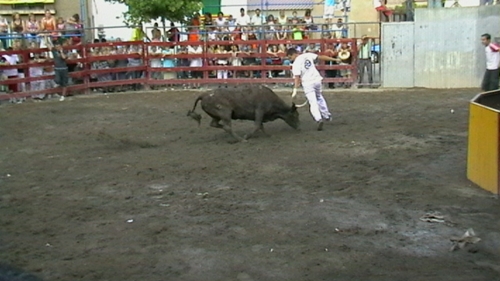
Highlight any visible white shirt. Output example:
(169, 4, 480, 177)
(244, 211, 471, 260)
(188, 46, 203, 67)
(236, 14, 250, 26)
(251, 14, 264, 26)
(215, 18, 226, 27)
(485, 43, 500, 70)
(292, 52, 322, 86)
(2, 55, 18, 76)
(373, 0, 382, 8)
(149, 47, 163, 67)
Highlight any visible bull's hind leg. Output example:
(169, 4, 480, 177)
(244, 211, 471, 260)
(210, 118, 223, 129)
(221, 119, 247, 142)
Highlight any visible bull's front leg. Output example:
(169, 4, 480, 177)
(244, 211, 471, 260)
(221, 119, 247, 142)
(244, 110, 266, 140)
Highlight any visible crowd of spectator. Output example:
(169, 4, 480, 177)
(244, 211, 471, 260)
(0, 8, 360, 104)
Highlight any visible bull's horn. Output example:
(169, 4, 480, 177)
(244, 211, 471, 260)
(291, 89, 308, 108)
(295, 100, 308, 107)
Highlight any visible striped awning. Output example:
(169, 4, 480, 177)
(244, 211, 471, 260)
(0, 0, 54, 3)
(247, 0, 314, 11)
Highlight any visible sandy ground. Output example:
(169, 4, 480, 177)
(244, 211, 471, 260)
(1, 88, 499, 281)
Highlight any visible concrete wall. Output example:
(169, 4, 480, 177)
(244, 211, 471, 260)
(382, 5, 500, 89)
(381, 22, 415, 88)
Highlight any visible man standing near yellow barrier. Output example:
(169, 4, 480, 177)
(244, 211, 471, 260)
(481, 33, 499, 92)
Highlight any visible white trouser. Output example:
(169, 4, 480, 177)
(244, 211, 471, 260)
(303, 81, 331, 122)
(217, 69, 228, 79)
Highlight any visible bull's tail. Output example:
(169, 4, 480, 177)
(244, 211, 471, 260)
(187, 96, 202, 126)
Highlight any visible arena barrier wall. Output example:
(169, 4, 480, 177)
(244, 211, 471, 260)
(0, 38, 358, 101)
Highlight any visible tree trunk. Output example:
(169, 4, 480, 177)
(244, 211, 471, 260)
(161, 16, 167, 42)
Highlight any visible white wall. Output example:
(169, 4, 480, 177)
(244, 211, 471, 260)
(220, 0, 248, 17)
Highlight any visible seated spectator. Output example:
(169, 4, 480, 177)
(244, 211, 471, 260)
(203, 12, 213, 29)
(374, 0, 393, 22)
(214, 44, 229, 85)
(266, 15, 276, 28)
(56, 17, 65, 36)
(11, 13, 25, 39)
(127, 45, 143, 90)
(263, 24, 276, 41)
(0, 15, 8, 49)
(187, 43, 203, 89)
(333, 18, 348, 38)
(215, 12, 226, 27)
(188, 26, 200, 42)
(266, 44, 283, 78)
(65, 14, 83, 44)
(305, 42, 320, 53)
(207, 26, 217, 41)
(275, 24, 288, 40)
(227, 15, 236, 31)
(291, 24, 303, 41)
(251, 9, 265, 26)
(25, 14, 40, 44)
(41, 10, 57, 37)
(236, 8, 250, 27)
(321, 24, 332, 39)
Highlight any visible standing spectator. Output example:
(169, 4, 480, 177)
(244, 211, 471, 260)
(480, 33, 500, 91)
(277, 10, 288, 26)
(191, 12, 201, 27)
(45, 36, 69, 101)
(323, 0, 336, 27)
(167, 22, 180, 42)
(127, 45, 143, 90)
(303, 9, 316, 38)
(161, 45, 176, 86)
(266, 15, 276, 28)
(357, 35, 373, 86)
(11, 13, 25, 39)
(324, 42, 339, 89)
(93, 47, 113, 93)
(151, 22, 163, 42)
(290, 11, 301, 25)
(12, 40, 25, 93)
(236, 8, 250, 27)
(229, 44, 243, 78)
(28, 41, 46, 99)
(0, 16, 8, 49)
(187, 43, 203, 89)
(338, 42, 352, 88)
(148, 45, 163, 86)
(41, 10, 56, 37)
(188, 26, 200, 42)
(251, 9, 265, 26)
(131, 23, 148, 41)
(1, 48, 19, 93)
(26, 13, 40, 44)
(112, 46, 128, 92)
(215, 44, 229, 86)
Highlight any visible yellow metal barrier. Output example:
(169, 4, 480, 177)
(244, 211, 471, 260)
(467, 90, 500, 195)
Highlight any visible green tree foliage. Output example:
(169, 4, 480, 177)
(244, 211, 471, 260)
(105, 0, 203, 25)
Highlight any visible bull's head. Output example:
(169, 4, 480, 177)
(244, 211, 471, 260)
(282, 103, 300, 130)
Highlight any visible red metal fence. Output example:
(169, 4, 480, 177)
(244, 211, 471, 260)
(0, 38, 358, 101)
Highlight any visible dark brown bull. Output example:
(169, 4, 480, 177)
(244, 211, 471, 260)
(187, 85, 303, 142)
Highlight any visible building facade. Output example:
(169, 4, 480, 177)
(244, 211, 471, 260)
(0, 0, 92, 27)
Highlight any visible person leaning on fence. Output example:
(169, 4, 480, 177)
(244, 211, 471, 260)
(481, 33, 500, 92)
(45, 36, 69, 101)
(358, 35, 373, 86)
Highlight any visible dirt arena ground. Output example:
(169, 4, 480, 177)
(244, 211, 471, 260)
(1, 88, 500, 281)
